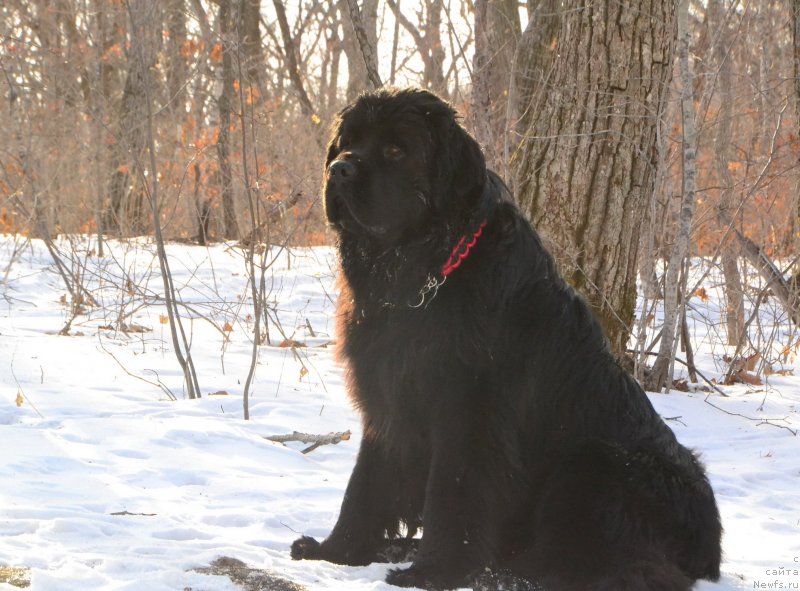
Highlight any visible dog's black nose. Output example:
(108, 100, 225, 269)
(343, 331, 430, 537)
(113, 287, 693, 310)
(328, 159, 356, 179)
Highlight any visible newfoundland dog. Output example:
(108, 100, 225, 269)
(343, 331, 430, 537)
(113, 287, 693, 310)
(291, 88, 722, 590)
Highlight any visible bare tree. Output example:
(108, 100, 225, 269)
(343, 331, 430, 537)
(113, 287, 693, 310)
(508, 0, 560, 152)
(344, 0, 382, 90)
(511, 0, 676, 362)
(647, 0, 698, 392)
(386, 0, 447, 95)
(238, 0, 266, 97)
(709, 0, 745, 347)
(127, 0, 202, 399)
(165, 0, 188, 114)
(216, 0, 241, 240)
(794, 0, 800, 251)
(273, 0, 316, 118)
(105, 0, 160, 235)
(472, 0, 520, 172)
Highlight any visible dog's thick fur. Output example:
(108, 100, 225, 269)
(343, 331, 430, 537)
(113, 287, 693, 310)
(291, 88, 722, 590)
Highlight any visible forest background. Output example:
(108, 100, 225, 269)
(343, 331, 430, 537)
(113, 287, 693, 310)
(1, 0, 800, 390)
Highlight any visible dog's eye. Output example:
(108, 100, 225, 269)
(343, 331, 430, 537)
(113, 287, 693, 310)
(338, 135, 351, 149)
(383, 144, 405, 160)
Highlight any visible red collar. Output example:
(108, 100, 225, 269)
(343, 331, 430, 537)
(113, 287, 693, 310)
(409, 220, 488, 308)
(441, 221, 487, 278)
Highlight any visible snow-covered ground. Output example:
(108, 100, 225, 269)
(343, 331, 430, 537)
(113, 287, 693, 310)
(0, 235, 798, 590)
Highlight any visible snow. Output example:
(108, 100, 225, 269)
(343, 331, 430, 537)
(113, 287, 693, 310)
(1, 235, 798, 590)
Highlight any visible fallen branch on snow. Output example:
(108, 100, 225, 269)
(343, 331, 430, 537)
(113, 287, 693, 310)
(265, 430, 351, 454)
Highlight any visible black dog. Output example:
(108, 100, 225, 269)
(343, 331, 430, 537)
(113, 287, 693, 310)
(291, 88, 722, 590)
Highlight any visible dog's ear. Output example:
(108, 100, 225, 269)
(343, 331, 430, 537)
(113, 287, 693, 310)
(407, 91, 485, 210)
(429, 118, 486, 213)
(325, 134, 338, 168)
(447, 123, 486, 206)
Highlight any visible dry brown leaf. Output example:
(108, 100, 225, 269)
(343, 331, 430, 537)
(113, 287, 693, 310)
(222, 321, 233, 332)
(279, 339, 306, 348)
(672, 379, 690, 392)
(734, 369, 762, 386)
(15, 391, 24, 407)
(693, 287, 709, 302)
(159, 314, 169, 325)
(744, 352, 761, 372)
(765, 364, 794, 377)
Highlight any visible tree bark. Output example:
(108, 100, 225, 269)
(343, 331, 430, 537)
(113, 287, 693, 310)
(166, 0, 188, 114)
(106, 0, 159, 235)
(472, 0, 493, 157)
(238, 0, 265, 97)
(511, 0, 676, 363)
(647, 0, 696, 392)
(727, 222, 800, 328)
(794, 0, 800, 257)
(344, 0, 382, 89)
(709, 0, 745, 347)
(216, 0, 240, 240)
(340, 0, 378, 100)
(509, 0, 560, 148)
(472, 0, 519, 173)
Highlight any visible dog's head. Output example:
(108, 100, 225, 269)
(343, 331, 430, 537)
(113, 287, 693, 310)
(323, 88, 486, 244)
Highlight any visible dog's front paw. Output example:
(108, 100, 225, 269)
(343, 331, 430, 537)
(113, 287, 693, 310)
(291, 535, 376, 566)
(291, 535, 322, 560)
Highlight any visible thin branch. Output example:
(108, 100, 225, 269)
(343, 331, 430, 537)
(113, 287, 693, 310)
(264, 430, 352, 454)
(703, 393, 797, 436)
(125, 0, 201, 399)
(344, 0, 382, 89)
(272, 0, 317, 118)
(96, 333, 177, 401)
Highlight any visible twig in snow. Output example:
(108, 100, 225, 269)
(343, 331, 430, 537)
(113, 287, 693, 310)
(96, 333, 177, 401)
(703, 393, 797, 436)
(265, 430, 351, 454)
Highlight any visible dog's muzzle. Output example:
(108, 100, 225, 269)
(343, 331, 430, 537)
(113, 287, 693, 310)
(324, 159, 356, 225)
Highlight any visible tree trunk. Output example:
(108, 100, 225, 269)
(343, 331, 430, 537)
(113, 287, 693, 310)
(216, 0, 240, 240)
(472, 0, 520, 172)
(386, 0, 446, 96)
(727, 223, 800, 328)
(794, 0, 800, 259)
(422, 0, 445, 95)
(273, 0, 316, 117)
(389, 0, 401, 85)
(487, 0, 520, 169)
(509, 0, 560, 150)
(166, 0, 188, 114)
(238, 0, 265, 98)
(326, 24, 342, 114)
(341, 0, 379, 101)
(647, 0, 696, 392)
(344, 0, 382, 89)
(472, 0, 493, 156)
(511, 0, 676, 363)
(710, 0, 745, 347)
(106, 0, 159, 235)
